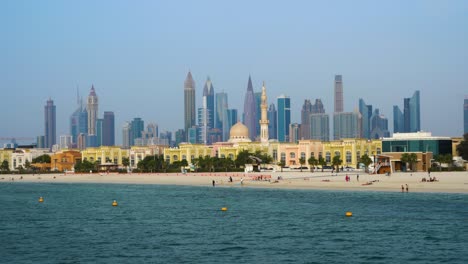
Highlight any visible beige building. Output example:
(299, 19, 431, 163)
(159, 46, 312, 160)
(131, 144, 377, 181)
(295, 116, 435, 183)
(81, 146, 129, 166)
(322, 139, 382, 168)
(129, 145, 167, 168)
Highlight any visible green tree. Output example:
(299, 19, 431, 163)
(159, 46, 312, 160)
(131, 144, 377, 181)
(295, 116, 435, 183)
(74, 160, 96, 173)
(401, 153, 418, 172)
(456, 133, 468, 161)
(299, 157, 306, 172)
(332, 155, 342, 172)
(1, 160, 9, 172)
(318, 157, 326, 172)
(235, 150, 252, 168)
(32, 154, 51, 164)
(308, 156, 318, 172)
(278, 160, 285, 172)
(24, 160, 32, 172)
(122, 157, 130, 167)
(360, 154, 373, 173)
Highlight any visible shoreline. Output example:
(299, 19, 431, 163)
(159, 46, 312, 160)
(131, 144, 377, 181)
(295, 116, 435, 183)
(1, 171, 467, 194)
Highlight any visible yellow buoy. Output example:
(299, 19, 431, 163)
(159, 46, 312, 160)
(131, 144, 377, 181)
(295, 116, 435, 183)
(345, 211, 353, 217)
(221, 207, 228, 211)
(112, 200, 118, 207)
(38, 197, 44, 203)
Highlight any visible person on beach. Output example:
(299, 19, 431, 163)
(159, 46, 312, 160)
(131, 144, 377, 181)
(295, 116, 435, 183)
(240, 178, 244, 186)
(212, 180, 215, 187)
(229, 176, 233, 183)
(405, 184, 409, 192)
(401, 185, 404, 192)
(357, 174, 359, 182)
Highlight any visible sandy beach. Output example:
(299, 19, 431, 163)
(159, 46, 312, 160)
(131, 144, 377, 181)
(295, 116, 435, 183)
(1, 170, 468, 194)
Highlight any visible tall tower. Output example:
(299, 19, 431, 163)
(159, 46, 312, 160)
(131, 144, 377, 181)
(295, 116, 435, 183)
(243, 76, 257, 140)
(184, 72, 196, 141)
(204, 77, 215, 130)
(87, 85, 98, 135)
(259, 82, 269, 144)
(300, 99, 312, 140)
(44, 98, 56, 149)
(268, 103, 277, 139)
(334, 75, 343, 113)
(277, 95, 291, 142)
(102, 111, 115, 146)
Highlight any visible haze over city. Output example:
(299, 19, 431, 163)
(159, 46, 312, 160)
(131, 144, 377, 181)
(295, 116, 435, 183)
(1, 0, 467, 143)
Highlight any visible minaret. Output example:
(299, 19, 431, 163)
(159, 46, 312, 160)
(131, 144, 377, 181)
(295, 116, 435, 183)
(260, 82, 269, 144)
(87, 85, 98, 135)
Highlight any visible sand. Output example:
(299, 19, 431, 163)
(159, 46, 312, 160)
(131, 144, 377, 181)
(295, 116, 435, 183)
(1, 170, 468, 194)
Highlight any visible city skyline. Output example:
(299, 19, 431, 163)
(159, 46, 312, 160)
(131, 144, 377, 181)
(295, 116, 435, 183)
(1, 1, 467, 143)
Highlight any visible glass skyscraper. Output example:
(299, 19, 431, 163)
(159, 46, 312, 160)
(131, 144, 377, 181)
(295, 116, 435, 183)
(268, 103, 277, 140)
(215, 92, 228, 132)
(277, 95, 291, 142)
(184, 72, 196, 141)
(333, 112, 360, 140)
(393, 106, 404, 133)
(243, 76, 257, 140)
(358, 98, 373, 139)
(44, 98, 56, 149)
(310, 113, 329, 141)
(103, 111, 115, 146)
(394, 91, 420, 133)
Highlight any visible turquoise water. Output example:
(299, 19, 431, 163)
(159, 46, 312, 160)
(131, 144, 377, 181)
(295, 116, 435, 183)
(0, 183, 467, 263)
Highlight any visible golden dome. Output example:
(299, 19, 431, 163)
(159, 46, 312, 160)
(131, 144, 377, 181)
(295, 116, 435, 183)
(229, 122, 250, 142)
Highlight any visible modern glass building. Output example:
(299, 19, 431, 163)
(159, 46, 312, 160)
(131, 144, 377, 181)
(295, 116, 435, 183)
(301, 99, 312, 140)
(184, 72, 196, 141)
(96, 119, 103, 146)
(334, 75, 343, 113)
(130, 118, 144, 146)
(393, 106, 404, 133)
(333, 112, 360, 140)
(277, 95, 291, 142)
(359, 98, 372, 139)
(103, 111, 115, 146)
(243, 76, 257, 140)
(370, 109, 390, 139)
(268, 103, 277, 140)
(44, 98, 56, 149)
(224, 109, 238, 141)
(382, 132, 452, 156)
(394, 91, 420, 133)
(310, 113, 330, 141)
(215, 92, 228, 132)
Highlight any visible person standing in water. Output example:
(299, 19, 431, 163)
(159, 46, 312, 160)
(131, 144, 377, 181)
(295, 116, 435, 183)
(405, 184, 409, 192)
(212, 180, 215, 187)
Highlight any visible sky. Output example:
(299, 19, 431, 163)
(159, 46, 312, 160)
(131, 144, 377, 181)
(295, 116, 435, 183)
(1, 0, 467, 144)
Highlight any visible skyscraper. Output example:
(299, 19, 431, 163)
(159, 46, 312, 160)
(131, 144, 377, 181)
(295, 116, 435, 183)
(333, 112, 360, 140)
(359, 98, 373, 139)
(259, 82, 269, 144)
(87, 85, 98, 135)
(277, 95, 291, 142)
(96, 119, 103, 146)
(310, 113, 330, 141)
(393, 106, 404, 133)
(204, 77, 215, 129)
(44, 98, 56, 149)
(122, 122, 131, 148)
(334, 75, 343, 113)
(223, 109, 237, 141)
(184, 71, 196, 141)
(370, 109, 390, 139)
(70, 91, 87, 146)
(311, 99, 325, 114)
(102, 111, 115, 146)
(268, 103, 277, 140)
(300, 100, 313, 140)
(130, 118, 144, 146)
(394, 91, 421, 133)
(215, 92, 228, 132)
(289, 123, 301, 143)
(465, 97, 468, 134)
(243, 76, 257, 140)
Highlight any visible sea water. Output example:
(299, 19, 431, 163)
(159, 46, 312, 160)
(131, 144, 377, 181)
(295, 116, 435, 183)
(0, 183, 467, 263)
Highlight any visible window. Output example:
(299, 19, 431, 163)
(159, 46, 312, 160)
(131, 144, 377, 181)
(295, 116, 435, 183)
(228, 154, 234, 160)
(290, 152, 296, 159)
(182, 155, 187, 160)
(273, 150, 278, 160)
(165, 155, 170, 163)
(326, 152, 331, 163)
(356, 151, 361, 161)
(377, 148, 381, 155)
(301, 152, 306, 160)
(173, 155, 179, 161)
(335, 151, 341, 157)
(346, 151, 352, 163)
(310, 152, 315, 158)
(319, 152, 323, 159)
(280, 152, 286, 162)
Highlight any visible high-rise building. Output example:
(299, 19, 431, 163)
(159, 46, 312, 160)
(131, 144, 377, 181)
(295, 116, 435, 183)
(102, 111, 115, 146)
(215, 92, 228, 132)
(77, 133, 87, 150)
(359, 99, 373, 139)
(370, 109, 390, 139)
(70, 90, 88, 146)
(277, 95, 291, 142)
(197, 107, 210, 144)
(334, 75, 343, 113)
(187, 126, 198, 144)
(394, 91, 421, 133)
(310, 113, 330, 141)
(204, 77, 215, 129)
(243, 76, 257, 140)
(224, 109, 238, 141)
(393, 106, 404, 133)
(175, 129, 185, 146)
(333, 112, 360, 140)
(96, 119, 103, 146)
(289, 123, 301, 143)
(184, 72, 196, 141)
(87, 85, 98, 135)
(160, 131, 173, 147)
(59, 135, 72, 149)
(465, 97, 468, 134)
(300, 100, 313, 140)
(44, 98, 56, 149)
(36, 136, 45, 148)
(122, 122, 131, 148)
(311, 99, 325, 114)
(130, 118, 144, 146)
(259, 82, 269, 144)
(268, 103, 277, 140)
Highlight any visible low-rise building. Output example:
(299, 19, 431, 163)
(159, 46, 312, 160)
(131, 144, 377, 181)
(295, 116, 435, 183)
(51, 150, 82, 171)
(323, 139, 382, 168)
(382, 132, 452, 156)
(81, 146, 129, 166)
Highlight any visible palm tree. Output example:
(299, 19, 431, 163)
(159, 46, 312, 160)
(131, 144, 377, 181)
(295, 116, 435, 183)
(308, 156, 318, 172)
(401, 153, 418, 172)
(332, 156, 343, 172)
(318, 157, 326, 172)
(299, 158, 306, 172)
(360, 154, 372, 173)
(278, 161, 285, 172)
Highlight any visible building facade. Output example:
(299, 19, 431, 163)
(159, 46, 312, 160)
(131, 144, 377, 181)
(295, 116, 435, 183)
(334, 75, 343, 113)
(277, 95, 291, 142)
(243, 76, 257, 140)
(102, 111, 115, 146)
(81, 146, 129, 166)
(382, 132, 452, 156)
(184, 71, 196, 141)
(44, 98, 56, 149)
(333, 112, 360, 140)
(87, 85, 98, 135)
(310, 113, 330, 141)
(268, 103, 277, 140)
(359, 98, 373, 139)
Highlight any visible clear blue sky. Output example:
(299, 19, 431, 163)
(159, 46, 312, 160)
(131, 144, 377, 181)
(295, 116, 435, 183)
(1, 0, 467, 144)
